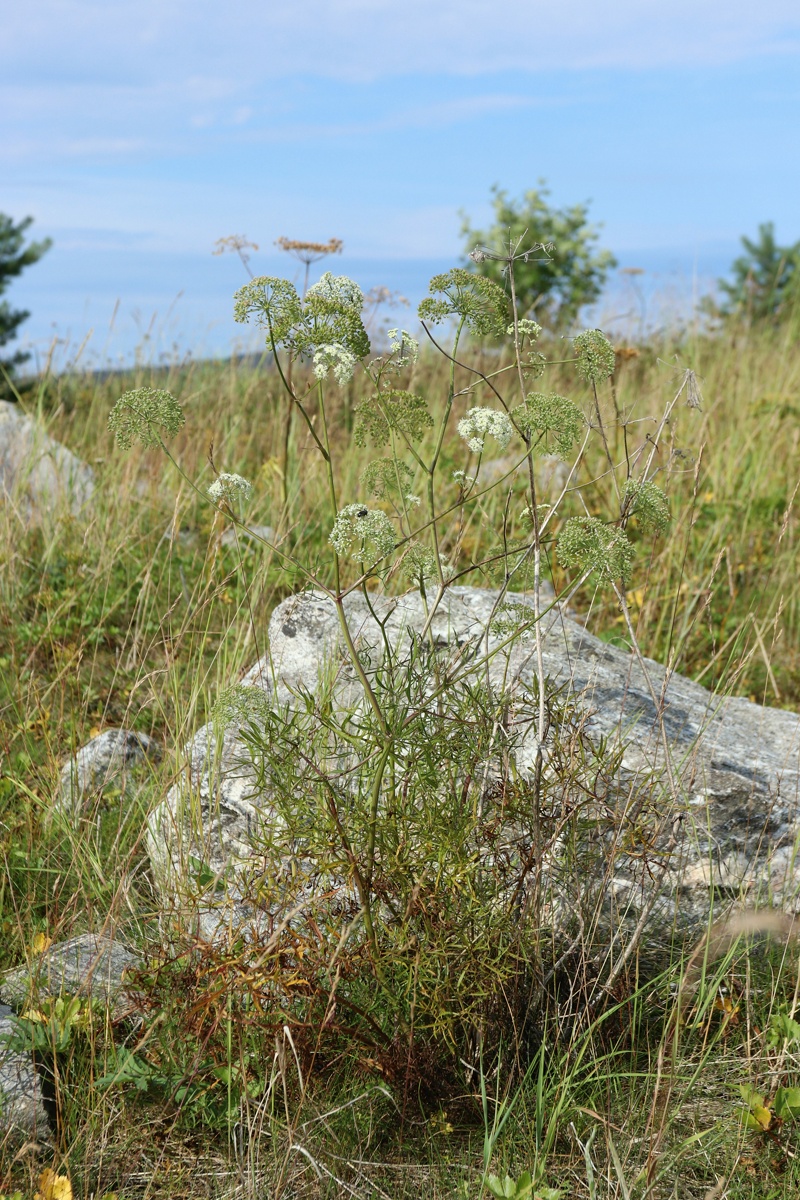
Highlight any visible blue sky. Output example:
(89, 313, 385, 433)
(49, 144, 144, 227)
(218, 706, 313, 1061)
(4, 0, 800, 366)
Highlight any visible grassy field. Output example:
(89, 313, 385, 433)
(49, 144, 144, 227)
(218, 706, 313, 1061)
(1, 312, 800, 1198)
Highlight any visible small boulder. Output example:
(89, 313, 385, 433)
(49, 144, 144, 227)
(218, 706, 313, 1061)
(0, 934, 140, 1136)
(0, 1005, 49, 1136)
(0, 401, 94, 520)
(57, 729, 161, 817)
(220, 523, 275, 548)
(0, 934, 139, 1019)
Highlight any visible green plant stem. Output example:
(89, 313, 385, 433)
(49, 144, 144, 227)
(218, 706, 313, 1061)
(321, 386, 389, 732)
(426, 316, 466, 587)
(508, 259, 547, 927)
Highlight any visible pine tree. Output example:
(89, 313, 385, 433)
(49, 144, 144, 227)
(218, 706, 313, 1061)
(0, 213, 52, 379)
(717, 222, 800, 323)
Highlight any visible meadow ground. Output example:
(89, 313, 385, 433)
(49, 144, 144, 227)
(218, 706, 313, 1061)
(1, 316, 799, 1198)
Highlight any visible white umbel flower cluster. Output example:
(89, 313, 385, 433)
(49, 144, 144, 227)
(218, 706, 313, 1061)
(387, 328, 419, 364)
(452, 468, 477, 487)
(313, 343, 358, 385)
(208, 473, 253, 503)
(507, 319, 542, 340)
(457, 407, 514, 455)
(306, 272, 363, 309)
(329, 503, 396, 562)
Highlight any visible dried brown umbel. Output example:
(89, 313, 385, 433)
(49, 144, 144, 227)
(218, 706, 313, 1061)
(276, 237, 343, 295)
(212, 234, 259, 275)
(276, 237, 343, 258)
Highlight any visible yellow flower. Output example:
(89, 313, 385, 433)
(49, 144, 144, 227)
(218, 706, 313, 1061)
(35, 1170, 73, 1200)
(31, 932, 53, 955)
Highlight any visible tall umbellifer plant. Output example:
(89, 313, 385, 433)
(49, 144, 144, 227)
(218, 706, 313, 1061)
(108, 246, 699, 1094)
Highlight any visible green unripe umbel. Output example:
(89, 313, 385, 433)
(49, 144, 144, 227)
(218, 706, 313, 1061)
(574, 329, 616, 384)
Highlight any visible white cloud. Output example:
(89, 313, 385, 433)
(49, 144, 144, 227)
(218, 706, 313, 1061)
(3, 0, 799, 86)
(3, 0, 799, 272)
(0, 76, 549, 164)
(3, 1, 797, 165)
(4, 169, 461, 257)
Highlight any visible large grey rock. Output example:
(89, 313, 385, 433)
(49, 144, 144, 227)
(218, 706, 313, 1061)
(0, 401, 94, 519)
(148, 586, 800, 935)
(0, 1006, 48, 1135)
(56, 729, 161, 816)
(0, 934, 139, 1019)
(481, 452, 569, 497)
(220, 523, 275, 549)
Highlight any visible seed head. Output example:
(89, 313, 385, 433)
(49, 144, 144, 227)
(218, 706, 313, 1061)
(622, 478, 670, 534)
(512, 392, 584, 458)
(490, 601, 533, 640)
(360, 457, 415, 501)
(574, 329, 616, 384)
(233, 276, 302, 346)
(558, 516, 635, 584)
(353, 390, 434, 447)
(402, 543, 453, 584)
(419, 268, 508, 337)
(108, 388, 185, 450)
(212, 684, 271, 728)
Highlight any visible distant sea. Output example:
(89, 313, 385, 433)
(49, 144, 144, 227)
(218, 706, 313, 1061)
(12, 242, 740, 373)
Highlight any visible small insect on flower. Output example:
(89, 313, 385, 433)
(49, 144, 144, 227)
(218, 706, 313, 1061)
(387, 328, 419, 364)
(457, 407, 514, 455)
(208, 473, 253, 504)
(329, 503, 396, 563)
(312, 343, 358, 385)
(108, 388, 185, 450)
